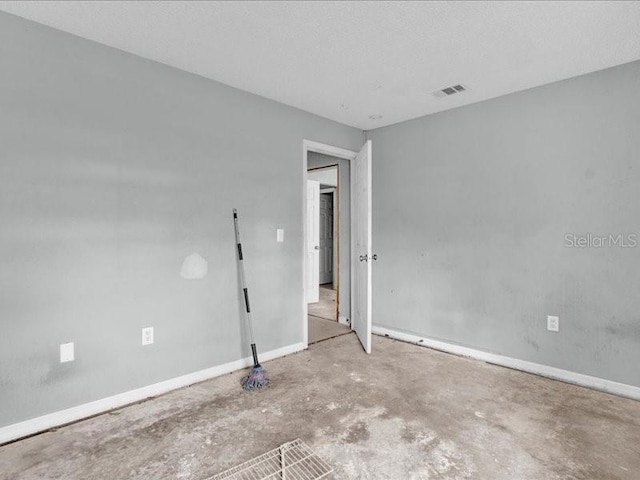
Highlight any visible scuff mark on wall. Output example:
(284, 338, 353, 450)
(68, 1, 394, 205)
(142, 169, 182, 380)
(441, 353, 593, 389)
(180, 253, 208, 280)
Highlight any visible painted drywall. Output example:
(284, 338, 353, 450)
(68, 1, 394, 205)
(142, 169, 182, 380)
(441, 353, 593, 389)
(0, 12, 362, 428)
(308, 154, 350, 321)
(368, 60, 640, 388)
(308, 167, 337, 187)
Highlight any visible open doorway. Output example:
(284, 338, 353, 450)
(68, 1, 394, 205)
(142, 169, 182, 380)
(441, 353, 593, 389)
(307, 165, 348, 344)
(308, 166, 338, 321)
(302, 140, 372, 352)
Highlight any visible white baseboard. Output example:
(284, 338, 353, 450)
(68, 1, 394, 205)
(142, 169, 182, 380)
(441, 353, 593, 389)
(372, 326, 640, 401)
(0, 342, 305, 445)
(338, 316, 350, 326)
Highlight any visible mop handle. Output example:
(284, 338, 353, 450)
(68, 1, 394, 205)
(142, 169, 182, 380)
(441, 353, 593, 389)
(233, 209, 259, 365)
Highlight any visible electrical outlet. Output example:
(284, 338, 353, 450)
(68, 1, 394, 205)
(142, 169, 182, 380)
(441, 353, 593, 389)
(60, 342, 74, 363)
(547, 315, 560, 332)
(142, 327, 154, 346)
(277, 228, 284, 243)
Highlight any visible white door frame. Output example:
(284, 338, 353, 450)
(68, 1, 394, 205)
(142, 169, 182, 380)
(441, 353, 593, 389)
(302, 140, 358, 348)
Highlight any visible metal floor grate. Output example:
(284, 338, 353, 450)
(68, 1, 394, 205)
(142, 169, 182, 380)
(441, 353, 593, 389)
(209, 438, 333, 480)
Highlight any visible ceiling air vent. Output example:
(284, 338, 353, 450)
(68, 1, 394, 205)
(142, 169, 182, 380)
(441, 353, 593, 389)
(433, 84, 468, 98)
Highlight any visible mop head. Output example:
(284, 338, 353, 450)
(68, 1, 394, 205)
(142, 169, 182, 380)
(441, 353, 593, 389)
(241, 365, 270, 391)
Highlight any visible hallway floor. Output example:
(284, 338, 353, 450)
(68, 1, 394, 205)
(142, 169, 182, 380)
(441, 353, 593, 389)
(1, 334, 639, 479)
(308, 315, 351, 344)
(307, 284, 337, 320)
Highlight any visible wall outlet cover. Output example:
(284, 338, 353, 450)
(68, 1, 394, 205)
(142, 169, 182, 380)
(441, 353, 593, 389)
(60, 342, 74, 363)
(277, 228, 284, 243)
(547, 315, 560, 332)
(142, 327, 154, 346)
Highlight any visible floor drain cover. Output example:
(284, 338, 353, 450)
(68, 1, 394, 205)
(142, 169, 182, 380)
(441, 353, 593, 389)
(210, 438, 333, 480)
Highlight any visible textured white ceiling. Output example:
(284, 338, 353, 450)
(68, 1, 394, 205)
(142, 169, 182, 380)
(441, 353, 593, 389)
(1, 1, 640, 130)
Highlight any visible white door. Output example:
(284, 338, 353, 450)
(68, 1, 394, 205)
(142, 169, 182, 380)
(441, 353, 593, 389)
(351, 140, 372, 353)
(306, 179, 320, 303)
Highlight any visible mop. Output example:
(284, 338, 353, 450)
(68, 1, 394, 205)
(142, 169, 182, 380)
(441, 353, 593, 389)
(233, 208, 270, 391)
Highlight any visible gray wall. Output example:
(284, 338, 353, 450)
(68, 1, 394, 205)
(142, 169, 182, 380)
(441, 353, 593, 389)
(308, 153, 351, 321)
(0, 12, 362, 428)
(368, 60, 640, 387)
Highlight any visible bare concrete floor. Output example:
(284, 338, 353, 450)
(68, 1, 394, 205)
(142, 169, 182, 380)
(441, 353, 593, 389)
(1, 334, 639, 480)
(308, 315, 351, 344)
